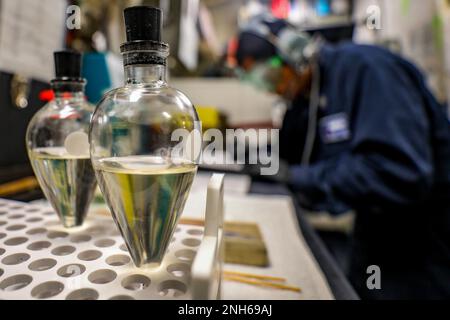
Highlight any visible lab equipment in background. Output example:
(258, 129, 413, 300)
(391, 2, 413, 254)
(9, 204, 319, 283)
(178, 0, 200, 71)
(90, 7, 202, 268)
(196, 106, 222, 131)
(26, 51, 97, 228)
(82, 52, 123, 104)
(237, 0, 353, 29)
(82, 53, 112, 104)
(172, 78, 278, 128)
(0, 0, 66, 82)
(0, 73, 49, 168)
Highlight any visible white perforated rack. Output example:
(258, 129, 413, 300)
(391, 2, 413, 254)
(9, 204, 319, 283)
(0, 174, 224, 300)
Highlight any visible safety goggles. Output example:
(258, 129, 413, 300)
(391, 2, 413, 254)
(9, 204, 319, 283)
(235, 56, 284, 93)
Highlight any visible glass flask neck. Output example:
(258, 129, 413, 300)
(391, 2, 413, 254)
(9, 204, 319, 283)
(124, 63, 167, 86)
(51, 80, 86, 102)
(121, 40, 169, 87)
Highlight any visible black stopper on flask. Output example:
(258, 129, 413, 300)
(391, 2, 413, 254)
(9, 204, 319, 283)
(54, 51, 82, 79)
(124, 6, 162, 42)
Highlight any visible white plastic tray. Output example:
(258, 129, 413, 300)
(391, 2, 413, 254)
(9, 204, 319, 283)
(0, 174, 224, 300)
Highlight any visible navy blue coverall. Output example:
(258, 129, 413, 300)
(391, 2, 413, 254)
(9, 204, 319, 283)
(280, 43, 450, 299)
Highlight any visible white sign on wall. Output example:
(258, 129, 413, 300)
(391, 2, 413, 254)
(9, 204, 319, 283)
(0, 0, 66, 81)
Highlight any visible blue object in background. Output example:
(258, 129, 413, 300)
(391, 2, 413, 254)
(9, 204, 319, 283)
(82, 52, 112, 104)
(316, 0, 331, 16)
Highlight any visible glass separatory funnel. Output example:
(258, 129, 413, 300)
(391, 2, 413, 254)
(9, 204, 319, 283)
(26, 51, 97, 228)
(90, 6, 202, 268)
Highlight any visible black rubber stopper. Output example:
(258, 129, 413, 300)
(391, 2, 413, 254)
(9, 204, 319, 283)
(54, 51, 82, 79)
(124, 6, 162, 42)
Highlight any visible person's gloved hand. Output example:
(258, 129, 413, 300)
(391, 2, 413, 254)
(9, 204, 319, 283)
(288, 164, 353, 214)
(243, 160, 291, 184)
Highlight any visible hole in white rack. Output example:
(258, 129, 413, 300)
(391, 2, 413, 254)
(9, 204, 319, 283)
(0, 233, 6, 240)
(122, 275, 151, 291)
(2, 253, 30, 265)
(47, 231, 68, 239)
(0, 268, 3, 277)
(70, 234, 92, 243)
(182, 238, 201, 247)
(25, 208, 39, 213)
(31, 281, 64, 299)
(119, 244, 128, 252)
(26, 228, 47, 235)
(78, 250, 102, 261)
(167, 263, 190, 278)
(0, 248, 5, 256)
(86, 226, 107, 236)
(0, 274, 33, 291)
(158, 280, 187, 297)
(26, 217, 43, 223)
(187, 229, 203, 236)
(106, 255, 131, 267)
(4, 237, 28, 246)
(8, 214, 24, 220)
(66, 288, 99, 300)
(175, 249, 196, 262)
(27, 241, 52, 251)
(28, 258, 57, 271)
(88, 269, 117, 284)
(109, 295, 135, 300)
(51, 246, 76, 256)
(6, 224, 26, 231)
(94, 238, 116, 248)
(57, 264, 86, 278)
(0, 221, 6, 227)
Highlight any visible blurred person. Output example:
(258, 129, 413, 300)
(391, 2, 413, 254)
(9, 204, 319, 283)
(233, 14, 450, 300)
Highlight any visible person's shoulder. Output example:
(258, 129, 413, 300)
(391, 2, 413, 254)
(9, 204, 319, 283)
(320, 42, 404, 82)
(337, 43, 395, 66)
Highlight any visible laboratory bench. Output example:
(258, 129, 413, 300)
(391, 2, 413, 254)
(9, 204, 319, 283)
(250, 180, 359, 300)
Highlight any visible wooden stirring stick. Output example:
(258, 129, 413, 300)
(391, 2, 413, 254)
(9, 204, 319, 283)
(224, 275, 301, 293)
(223, 270, 286, 283)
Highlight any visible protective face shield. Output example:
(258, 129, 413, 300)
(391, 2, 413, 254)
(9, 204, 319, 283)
(235, 56, 284, 93)
(239, 14, 315, 72)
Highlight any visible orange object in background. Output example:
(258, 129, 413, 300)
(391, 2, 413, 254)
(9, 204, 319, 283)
(39, 89, 55, 102)
(0, 176, 40, 197)
(271, 0, 290, 19)
(39, 90, 81, 102)
(39, 90, 84, 120)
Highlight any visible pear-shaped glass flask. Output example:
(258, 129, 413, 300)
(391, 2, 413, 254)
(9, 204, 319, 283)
(90, 6, 201, 268)
(26, 51, 97, 228)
